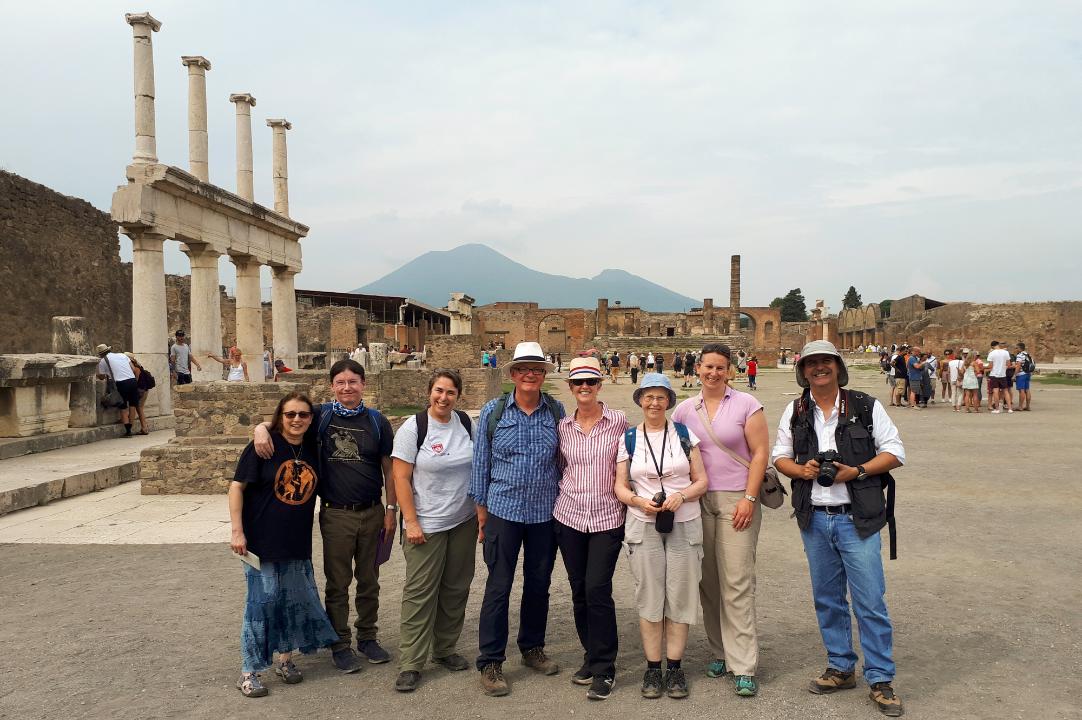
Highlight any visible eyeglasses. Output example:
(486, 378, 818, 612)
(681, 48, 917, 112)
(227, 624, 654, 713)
(569, 378, 600, 387)
(516, 367, 547, 376)
(282, 411, 312, 419)
(332, 379, 363, 388)
(640, 395, 669, 406)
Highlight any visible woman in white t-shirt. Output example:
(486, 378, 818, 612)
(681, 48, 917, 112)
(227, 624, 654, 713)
(615, 373, 708, 700)
(390, 370, 476, 692)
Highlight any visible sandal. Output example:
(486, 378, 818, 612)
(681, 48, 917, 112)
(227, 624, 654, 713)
(275, 659, 303, 684)
(237, 672, 269, 697)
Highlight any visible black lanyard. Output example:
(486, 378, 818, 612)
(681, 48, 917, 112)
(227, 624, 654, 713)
(642, 424, 668, 492)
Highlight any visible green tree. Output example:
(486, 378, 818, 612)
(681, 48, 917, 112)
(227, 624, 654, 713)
(779, 288, 808, 322)
(880, 299, 892, 318)
(769, 297, 784, 309)
(842, 286, 862, 309)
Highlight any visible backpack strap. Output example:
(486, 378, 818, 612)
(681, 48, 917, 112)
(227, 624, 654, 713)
(624, 427, 637, 458)
(456, 409, 473, 439)
(414, 411, 428, 451)
(317, 402, 335, 438)
(486, 393, 511, 443)
(673, 421, 693, 460)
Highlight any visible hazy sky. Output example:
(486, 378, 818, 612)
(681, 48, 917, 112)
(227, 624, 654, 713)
(2, 1, 1079, 310)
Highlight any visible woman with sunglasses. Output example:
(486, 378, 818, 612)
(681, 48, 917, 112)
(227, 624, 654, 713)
(553, 357, 629, 700)
(229, 391, 338, 697)
(391, 370, 477, 692)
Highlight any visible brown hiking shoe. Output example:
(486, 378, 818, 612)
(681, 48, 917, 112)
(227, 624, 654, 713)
(480, 662, 509, 696)
(521, 647, 559, 675)
(809, 667, 857, 694)
(870, 682, 904, 716)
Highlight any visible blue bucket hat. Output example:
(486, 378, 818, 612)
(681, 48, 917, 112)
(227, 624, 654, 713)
(633, 372, 677, 407)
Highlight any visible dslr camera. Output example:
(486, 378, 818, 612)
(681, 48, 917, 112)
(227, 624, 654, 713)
(814, 450, 841, 487)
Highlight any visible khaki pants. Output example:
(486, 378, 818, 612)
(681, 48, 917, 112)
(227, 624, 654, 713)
(320, 504, 384, 651)
(398, 517, 478, 671)
(699, 490, 762, 676)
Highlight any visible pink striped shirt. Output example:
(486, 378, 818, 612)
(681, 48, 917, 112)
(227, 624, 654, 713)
(553, 405, 629, 532)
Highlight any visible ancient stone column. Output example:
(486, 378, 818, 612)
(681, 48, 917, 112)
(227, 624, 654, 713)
(730, 255, 741, 334)
(181, 55, 212, 182)
(125, 12, 162, 165)
(266, 119, 291, 216)
(703, 298, 715, 335)
(229, 93, 257, 201)
(184, 245, 223, 380)
(231, 254, 263, 376)
(596, 299, 609, 337)
(271, 266, 298, 371)
(130, 232, 172, 416)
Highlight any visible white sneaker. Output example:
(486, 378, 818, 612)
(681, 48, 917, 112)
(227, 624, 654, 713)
(992, 409, 1001, 414)
(1007, 409, 1014, 414)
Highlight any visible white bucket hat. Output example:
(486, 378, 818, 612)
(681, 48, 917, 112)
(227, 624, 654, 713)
(795, 340, 849, 388)
(505, 341, 557, 374)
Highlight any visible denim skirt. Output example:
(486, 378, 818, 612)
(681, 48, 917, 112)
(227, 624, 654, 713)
(240, 559, 339, 672)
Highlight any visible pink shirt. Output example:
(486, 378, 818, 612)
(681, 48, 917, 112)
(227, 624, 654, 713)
(616, 422, 702, 524)
(672, 387, 763, 492)
(553, 405, 628, 532)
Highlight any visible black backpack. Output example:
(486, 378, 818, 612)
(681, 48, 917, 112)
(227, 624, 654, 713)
(414, 410, 473, 450)
(1020, 352, 1036, 374)
(141, 368, 156, 390)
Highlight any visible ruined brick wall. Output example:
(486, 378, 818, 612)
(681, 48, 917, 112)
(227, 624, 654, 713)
(0, 171, 132, 353)
(297, 306, 367, 352)
(459, 368, 501, 411)
(427, 335, 481, 369)
(475, 305, 530, 349)
(780, 322, 808, 351)
(886, 302, 1082, 362)
(374, 369, 430, 411)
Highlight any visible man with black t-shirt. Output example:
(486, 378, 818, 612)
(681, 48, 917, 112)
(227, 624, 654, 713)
(255, 359, 396, 673)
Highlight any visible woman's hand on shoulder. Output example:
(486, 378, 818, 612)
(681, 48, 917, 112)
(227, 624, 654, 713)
(254, 425, 274, 459)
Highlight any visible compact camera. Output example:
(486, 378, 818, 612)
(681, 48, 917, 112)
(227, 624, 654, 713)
(651, 491, 675, 534)
(814, 450, 841, 487)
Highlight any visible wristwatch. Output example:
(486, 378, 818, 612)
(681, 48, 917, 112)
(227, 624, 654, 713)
(744, 494, 758, 503)
(855, 465, 868, 481)
(385, 503, 399, 512)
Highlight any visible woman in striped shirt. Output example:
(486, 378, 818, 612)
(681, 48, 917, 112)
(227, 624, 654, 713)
(553, 356, 629, 701)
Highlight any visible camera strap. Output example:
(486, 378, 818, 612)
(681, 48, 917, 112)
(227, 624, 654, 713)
(641, 423, 668, 494)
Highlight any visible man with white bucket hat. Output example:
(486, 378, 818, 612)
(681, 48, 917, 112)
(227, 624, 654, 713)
(771, 340, 907, 717)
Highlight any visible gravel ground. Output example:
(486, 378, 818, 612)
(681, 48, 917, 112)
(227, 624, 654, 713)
(1, 366, 1079, 719)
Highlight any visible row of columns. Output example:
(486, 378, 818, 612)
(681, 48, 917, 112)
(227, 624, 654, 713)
(123, 12, 299, 401)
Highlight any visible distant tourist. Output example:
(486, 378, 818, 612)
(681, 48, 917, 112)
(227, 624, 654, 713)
(169, 330, 202, 384)
(252, 359, 397, 673)
(615, 373, 708, 699)
(906, 347, 926, 409)
(554, 357, 628, 700)
(263, 349, 273, 380)
(771, 341, 906, 717)
(1014, 342, 1033, 411)
(470, 342, 564, 696)
(628, 351, 640, 384)
(985, 341, 1013, 413)
(482, 349, 490, 367)
(273, 359, 292, 381)
(610, 351, 621, 383)
(230, 390, 338, 698)
(747, 355, 758, 390)
(682, 350, 696, 388)
(207, 347, 250, 382)
(948, 351, 965, 412)
(656, 352, 665, 374)
(95, 343, 139, 437)
(391, 370, 476, 692)
(351, 343, 368, 369)
(646, 352, 655, 372)
(672, 350, 683, 378)
(125, 352, 156, 435)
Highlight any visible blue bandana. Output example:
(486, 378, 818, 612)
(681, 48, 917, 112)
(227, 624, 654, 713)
(331, 399, 366, 417)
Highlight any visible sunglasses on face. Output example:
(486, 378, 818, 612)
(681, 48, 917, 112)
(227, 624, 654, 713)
(282, 411, 312, 419)
(569, 378, 600, 387)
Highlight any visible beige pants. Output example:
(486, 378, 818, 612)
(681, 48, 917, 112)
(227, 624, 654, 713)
(699, 490, 762, 676)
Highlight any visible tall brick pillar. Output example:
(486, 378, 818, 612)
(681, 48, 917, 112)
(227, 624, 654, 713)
(703, 299, 714, 335)
(597, 298, 609, 336)
(730, 255, 741, 334)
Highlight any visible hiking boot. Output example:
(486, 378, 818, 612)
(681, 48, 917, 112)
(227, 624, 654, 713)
(705, 659, 727, 678)
(332, 648, 363, 674)
(480, 662, 509, 696)
(571, 663, 593, 686)
(640, 667, 664, 699)
(809, 667, 856, 694)
(358, 639, 391, 664)
(870, 682, 904, 716)
(236, 672, 268, 698)
(521, 647, 559, 675)
(586, 675, 614, 700)
(395, 670, 421, 692)
(664, 667, 689, 698)
(433, 653, 470, 671)
(734, 674, 758, 696)
(274, 659, 303, 684)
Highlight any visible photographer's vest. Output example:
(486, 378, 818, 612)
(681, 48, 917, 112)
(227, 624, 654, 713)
(790, 389, 898, 559)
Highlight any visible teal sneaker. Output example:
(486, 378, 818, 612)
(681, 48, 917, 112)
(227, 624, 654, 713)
(705, 659, 727, 678)
(734, 675, 758, 696)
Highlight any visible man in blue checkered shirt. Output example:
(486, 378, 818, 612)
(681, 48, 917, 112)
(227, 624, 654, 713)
(470, 342, 565, 696)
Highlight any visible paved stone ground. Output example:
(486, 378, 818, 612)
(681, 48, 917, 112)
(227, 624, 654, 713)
(1, 366, 1079, 719)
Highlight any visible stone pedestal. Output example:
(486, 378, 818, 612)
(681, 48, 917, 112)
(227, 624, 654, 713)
(368, 343, 389, 374)
(0, 354, 102, 437)
(703, 298, 715, 335)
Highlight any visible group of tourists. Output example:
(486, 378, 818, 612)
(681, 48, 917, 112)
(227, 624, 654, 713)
(229, 339, 906, 717)
(883, 341, 1034, 413)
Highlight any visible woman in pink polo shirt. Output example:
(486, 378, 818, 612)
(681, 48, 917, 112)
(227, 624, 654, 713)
(553, 356, 629, 700)
(671, 343, 770, 698)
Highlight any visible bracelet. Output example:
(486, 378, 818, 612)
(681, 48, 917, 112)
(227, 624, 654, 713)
(676, 491, 687, 502)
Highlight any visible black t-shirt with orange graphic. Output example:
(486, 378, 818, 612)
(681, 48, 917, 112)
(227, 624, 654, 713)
(234, 433, 319, 562)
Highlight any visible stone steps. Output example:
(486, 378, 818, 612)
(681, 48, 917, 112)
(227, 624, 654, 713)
(0, 429, 174, 517)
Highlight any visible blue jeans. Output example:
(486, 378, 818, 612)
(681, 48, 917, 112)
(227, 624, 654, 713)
(800, 511, 895, 685)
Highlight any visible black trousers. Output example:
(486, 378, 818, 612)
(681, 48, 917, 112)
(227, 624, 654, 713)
(555, 520, 624, 677)
(476, 515, 558, 669)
